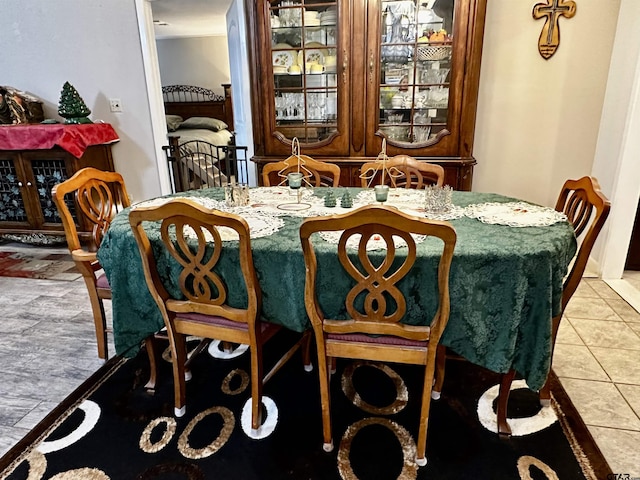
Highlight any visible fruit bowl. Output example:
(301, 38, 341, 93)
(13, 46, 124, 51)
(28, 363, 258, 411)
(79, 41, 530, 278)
(417, 45, 451, 62)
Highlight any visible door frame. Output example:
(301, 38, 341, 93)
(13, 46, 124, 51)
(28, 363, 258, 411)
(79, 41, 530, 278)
(135, 0, 173, 196)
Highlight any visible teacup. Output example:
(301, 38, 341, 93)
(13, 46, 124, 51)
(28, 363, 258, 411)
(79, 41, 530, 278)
(288, 64, 301, 75)
(324, 55, 337, 69)
(310, 63, 325, 74)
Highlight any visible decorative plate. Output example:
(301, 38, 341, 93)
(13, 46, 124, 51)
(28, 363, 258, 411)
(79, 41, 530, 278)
(298, 42, 329, 66)
(465, 202, 568, 227)
(272, 50, 297, 68)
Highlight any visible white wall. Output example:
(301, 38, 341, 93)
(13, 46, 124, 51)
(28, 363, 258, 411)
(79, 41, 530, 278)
(473, 0, 620, 207)
(0, 0, 162, 202)
(591, 0, 640, 277)
(156, 36, 231, 94)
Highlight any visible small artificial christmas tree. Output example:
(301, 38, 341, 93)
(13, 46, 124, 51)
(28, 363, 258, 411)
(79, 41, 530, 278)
(58, 82, 92, 124)
(324, 189, 336, 208)
(340, 190, 353, 208)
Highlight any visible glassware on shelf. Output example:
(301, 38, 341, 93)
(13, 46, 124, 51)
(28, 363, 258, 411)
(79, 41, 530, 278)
(386, 113, 404, 124)
(427, 87, 449, 108)
(413, 126, 431, 143)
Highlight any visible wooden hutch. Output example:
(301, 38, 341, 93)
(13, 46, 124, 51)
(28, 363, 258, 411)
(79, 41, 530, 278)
(245, 0, 487, 189)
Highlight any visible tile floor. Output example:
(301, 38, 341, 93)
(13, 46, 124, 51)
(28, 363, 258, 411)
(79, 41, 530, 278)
(0, 242, 639, 476)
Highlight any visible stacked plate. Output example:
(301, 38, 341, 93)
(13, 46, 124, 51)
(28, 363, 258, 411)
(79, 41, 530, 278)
(320, 9, 336, 25)
(303, 9, 320, 26)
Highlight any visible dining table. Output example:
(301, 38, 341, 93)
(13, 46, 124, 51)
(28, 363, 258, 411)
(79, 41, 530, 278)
(97, 186, 577, 391)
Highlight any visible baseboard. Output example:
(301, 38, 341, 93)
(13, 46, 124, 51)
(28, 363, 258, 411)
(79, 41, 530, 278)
(604, 278, 640, 314)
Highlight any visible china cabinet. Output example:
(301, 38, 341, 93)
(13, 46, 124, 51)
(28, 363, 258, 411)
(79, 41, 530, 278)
(246, 0, 487, 189)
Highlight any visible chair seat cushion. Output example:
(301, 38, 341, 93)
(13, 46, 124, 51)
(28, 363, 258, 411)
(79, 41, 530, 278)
(96, 272, 110, 289)
(178, 312, 279, 334)
(327, 332, 427, 347)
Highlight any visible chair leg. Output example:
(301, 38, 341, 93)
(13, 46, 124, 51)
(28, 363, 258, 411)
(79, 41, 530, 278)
(497, 369, 516, 436)
(317, 342, 334, 452)
(250, 342, 264, 432)
(416, 357, 437, 467)
(144, 336, 158, 391)
(170, 333, 187, 417)
(539, 377, 551, 406)
(86, 282, 108, 360)
(302, 331, 313, 372)
(431, 344, 446, 400)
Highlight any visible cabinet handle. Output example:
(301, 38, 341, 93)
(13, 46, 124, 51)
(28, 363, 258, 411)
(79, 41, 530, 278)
(17, 181, 23, 187)
(342, 49, 348, 85)
(369, 50, 374, 84)
(26, 181, 32, 186)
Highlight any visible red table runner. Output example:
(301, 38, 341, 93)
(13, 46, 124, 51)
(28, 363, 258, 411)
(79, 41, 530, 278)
(0, 123, 119, 158)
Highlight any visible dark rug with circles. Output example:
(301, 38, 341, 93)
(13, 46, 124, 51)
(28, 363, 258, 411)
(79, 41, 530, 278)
(0, 331, 611, 479)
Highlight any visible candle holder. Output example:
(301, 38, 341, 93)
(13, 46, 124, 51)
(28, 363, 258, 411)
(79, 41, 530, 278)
(359, 139, 403, 199)
(374, 184, 389, 204)
(287, 172, 303, 189)
(424, 184, 453, 215)
(277, 138, 312, 211)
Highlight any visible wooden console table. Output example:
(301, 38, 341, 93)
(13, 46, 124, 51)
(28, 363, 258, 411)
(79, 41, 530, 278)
(0, 123, 119, 239)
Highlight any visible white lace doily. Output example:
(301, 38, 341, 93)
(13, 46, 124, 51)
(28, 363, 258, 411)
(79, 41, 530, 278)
(318, 231, 427, 251)
(465, 202, 567, 227)
(132, 196, 284, 240)
(422, 205, 466, 221)
(246, 187, 326, 217)
(354, 188, 425, 209)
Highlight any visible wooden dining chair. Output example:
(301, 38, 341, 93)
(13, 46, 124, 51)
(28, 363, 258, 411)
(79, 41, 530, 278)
(262, 154, 341, 187)
(432, 175, 611, 436)
(359, 155, 444, 189)
(52, 168, 159, 386)
(129, 198, 311, 429)
(300, 205, 456, 466)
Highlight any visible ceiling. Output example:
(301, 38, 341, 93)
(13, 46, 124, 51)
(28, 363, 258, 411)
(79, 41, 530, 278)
(151, 0, 232, 38)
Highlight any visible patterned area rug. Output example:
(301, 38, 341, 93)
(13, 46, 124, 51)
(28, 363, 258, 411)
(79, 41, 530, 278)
(0, 332, 612, 479)
(0, 245, 80, 281)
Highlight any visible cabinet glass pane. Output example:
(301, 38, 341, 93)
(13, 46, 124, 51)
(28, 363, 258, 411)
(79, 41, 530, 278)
(378, 0, 454, 145)
(270, 0, 339, 144)
(0, 159, 27, 222)
(32, 159, 69, 224)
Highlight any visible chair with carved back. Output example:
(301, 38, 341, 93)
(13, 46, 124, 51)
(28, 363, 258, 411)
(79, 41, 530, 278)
(359, 155, 444, 189)
(52, 167, 159, 386)
(432, 175, 611, 436)
(262, 154, 341, 187)
(300, 205, 456, 466)
(129, 198, 311, 429)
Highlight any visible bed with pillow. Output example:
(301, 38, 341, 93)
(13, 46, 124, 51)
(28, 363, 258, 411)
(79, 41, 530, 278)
(163, 84, 236, 192)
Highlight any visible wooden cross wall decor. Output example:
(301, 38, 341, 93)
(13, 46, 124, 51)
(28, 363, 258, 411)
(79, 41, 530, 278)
(533, 0, 577, 60)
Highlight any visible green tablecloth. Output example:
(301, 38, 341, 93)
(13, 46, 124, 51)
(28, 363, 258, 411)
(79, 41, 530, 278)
(97, 189, 576, 391)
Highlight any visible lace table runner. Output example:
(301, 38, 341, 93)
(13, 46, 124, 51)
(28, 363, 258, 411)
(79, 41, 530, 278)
(317, 231, 427, 250)
(132, 196, 284, 240)
(465, 202, 567, 227)
(133, 191, 567, 246)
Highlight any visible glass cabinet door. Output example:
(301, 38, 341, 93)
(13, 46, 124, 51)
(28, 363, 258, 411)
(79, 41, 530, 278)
(366, 0, 466, 156)
(265, 0, 349, 155)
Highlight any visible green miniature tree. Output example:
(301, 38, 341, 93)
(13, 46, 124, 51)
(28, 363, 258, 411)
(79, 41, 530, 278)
(58, 82, 92, 124)
(340, 190, 353, 208)
(324, 190, 336, 208)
